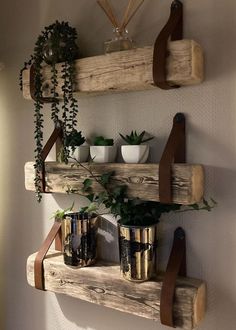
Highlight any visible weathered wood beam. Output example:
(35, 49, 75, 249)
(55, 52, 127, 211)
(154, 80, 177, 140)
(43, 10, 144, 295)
(22, 40, 204, 100)
(27, 250, 206, 330)
(24, 162, 204, 205)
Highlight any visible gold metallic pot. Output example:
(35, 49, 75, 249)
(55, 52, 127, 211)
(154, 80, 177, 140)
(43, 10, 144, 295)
(62, 212, 98, 267)
(118, 221, 158, 282)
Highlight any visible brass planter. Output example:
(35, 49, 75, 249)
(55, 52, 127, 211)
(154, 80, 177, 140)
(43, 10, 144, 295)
(62, 212, 98, 267)
(118, 222, 158, 282)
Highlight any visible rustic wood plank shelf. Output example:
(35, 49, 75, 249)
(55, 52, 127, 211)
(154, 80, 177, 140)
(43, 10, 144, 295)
(22, 40, 204, 100)
(27, 250, 206, 330)
(24, 162, 204, 205)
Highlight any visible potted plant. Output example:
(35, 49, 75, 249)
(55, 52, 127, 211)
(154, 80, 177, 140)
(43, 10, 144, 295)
(68, 162, 216, 282)
(19, 21, 79, 202)
(65, 130, 89, 163)
(119, 130, 154, 163)
(90, 136, 117, 163)
(52, 204, 98, 267)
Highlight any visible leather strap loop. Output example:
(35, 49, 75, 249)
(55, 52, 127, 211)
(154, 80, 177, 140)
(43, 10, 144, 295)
(40, 123, 63, 193)
(34, 221, 62, 291)
(160, 227, 186, 327)
(153, 0, 183, 90)
(159, 113, 186, 204)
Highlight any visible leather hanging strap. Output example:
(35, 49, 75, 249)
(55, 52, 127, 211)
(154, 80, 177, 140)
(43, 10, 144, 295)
(159, 112, 185, 204)
(34, 221, 62, 291)
(153, 0, 183, 90)
(160, 227, 186, 327)
(40, 123, 63, 193)
(30, 64, 58, 103)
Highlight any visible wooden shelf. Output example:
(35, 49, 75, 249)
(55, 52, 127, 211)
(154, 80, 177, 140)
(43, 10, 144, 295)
(27, 250, 206, 330)
(24, 162, 204, 205)
(22, 40, 204, 99)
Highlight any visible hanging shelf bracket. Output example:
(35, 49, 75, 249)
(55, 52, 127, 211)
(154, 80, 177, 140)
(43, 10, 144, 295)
(34, 221, 62, 291)
(39, 122, 63, 193)
(160, 227, 187, 327)
(159, 112, 186, 204)
(153, 0, 183, 89)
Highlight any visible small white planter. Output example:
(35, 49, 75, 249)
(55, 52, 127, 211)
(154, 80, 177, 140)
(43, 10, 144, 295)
(90, 146, 117, 163)
(68, 145, 89, 163)
(121, 145, 150, 163)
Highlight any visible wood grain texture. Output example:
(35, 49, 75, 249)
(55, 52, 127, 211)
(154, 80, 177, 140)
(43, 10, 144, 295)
(24, 162, 204, 205)
(27, 250, 206, 330)
(22, 40, 204, 100)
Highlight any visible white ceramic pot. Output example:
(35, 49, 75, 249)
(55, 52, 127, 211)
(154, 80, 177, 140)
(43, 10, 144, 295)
(121, 145, 149, 163)
(68, 145, 89, 163)
(90, 146, 117, 163)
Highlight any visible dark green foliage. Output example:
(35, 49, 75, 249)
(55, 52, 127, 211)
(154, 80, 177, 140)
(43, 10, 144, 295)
(119, 130, 154, 145)
(65, 130, 86, 147)
(93, 136, 114, 146)
(77, 163, 217, 227)
(20, 21, 79, 202)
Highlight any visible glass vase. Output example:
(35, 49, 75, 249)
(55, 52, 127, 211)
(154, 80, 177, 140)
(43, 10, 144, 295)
(104, 28, 135, 54)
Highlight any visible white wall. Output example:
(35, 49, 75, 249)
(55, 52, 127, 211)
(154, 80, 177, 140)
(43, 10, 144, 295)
(0, 0, 236, 329)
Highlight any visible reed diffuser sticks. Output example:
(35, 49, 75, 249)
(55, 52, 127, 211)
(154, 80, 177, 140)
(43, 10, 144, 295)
(97, 0, 144, 32)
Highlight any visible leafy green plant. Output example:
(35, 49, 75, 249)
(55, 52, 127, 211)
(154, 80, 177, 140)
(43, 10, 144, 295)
(65, 130, 86, 148)
(51, 202, 74, 221)
(66, 162, 217, 227)
(93, 136, 114, 146)
(19, 21, 79, 202)
(119, 130, 154, 145)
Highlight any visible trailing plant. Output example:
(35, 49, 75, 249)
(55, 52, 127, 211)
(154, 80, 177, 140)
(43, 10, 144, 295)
(93, 136, 114, 146)
(119, 130, 154, 145)
(66, 161, 217, 227)
(19, 21, 79, 202)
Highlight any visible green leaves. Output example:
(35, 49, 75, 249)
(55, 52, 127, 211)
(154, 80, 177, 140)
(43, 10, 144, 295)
(119, 130, 154, 145)
(65, 130, 85, 147)
(82, 178, 93, 193)
(99, 171, 114, 186)
(51, 202, 74, 220)
(93, 136, 114, 146)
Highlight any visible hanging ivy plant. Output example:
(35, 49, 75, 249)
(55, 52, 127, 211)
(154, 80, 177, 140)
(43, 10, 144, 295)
(19, 21, 79, 202)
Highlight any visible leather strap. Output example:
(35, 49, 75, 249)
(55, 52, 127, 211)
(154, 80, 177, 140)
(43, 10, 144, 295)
(159, 113, 185, 204)
(153, 0, 183, 89)
(30, 64, 57, 103)
(34, 221, 62, 290)
(40, 123, 63, 193)
(160, 227, 186, 327)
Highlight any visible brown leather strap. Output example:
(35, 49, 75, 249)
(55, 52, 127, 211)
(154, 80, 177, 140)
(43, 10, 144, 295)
(30, 64, 57, 103)
(40, 123, 63, 193)
(160, 227, 186, 327)
(34, 221, 62, 290)
(153, 0, 183, 90)
(159, 113, 185, 204)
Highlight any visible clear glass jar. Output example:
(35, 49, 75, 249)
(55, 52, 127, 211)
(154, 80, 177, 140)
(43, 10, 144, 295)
(104, 28, 135, 54)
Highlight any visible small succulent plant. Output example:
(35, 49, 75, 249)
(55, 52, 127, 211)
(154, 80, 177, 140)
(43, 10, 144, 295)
(119, 130, 154, 145)
(65, 130, 86, 147)
(93, 136, 114, 146)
